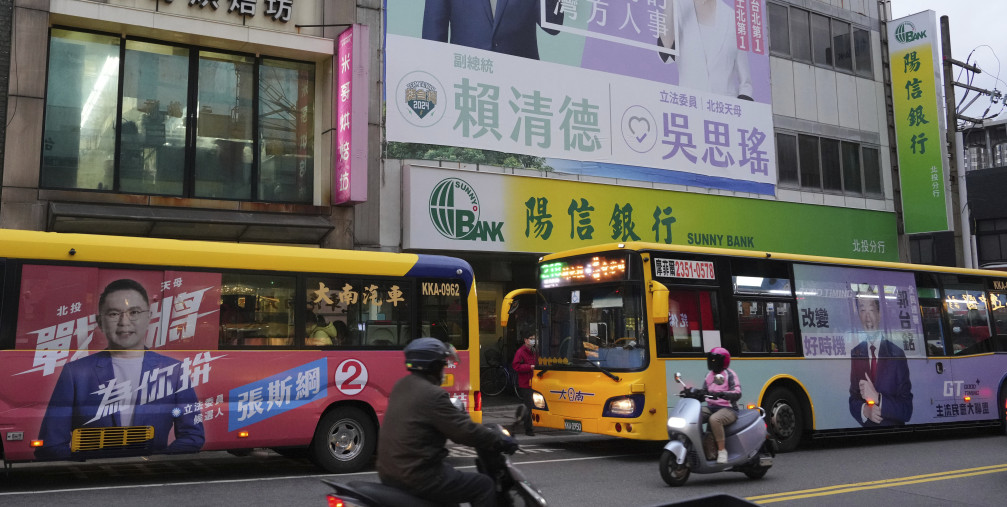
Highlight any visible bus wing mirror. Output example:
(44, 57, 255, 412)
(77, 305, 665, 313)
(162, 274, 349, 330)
(650, 281, 669, 324)
(501, 288, 537, 328)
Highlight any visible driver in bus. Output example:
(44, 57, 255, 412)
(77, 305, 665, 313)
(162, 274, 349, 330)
(35, 278, 205, 460)
(377, 337, 518, 507)
(848, 289, 913, 426)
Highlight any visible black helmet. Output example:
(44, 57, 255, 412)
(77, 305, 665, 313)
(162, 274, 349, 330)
(404, 337, 458, 373)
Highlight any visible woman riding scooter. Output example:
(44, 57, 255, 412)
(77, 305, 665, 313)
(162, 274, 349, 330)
(701, 347, 742, 464)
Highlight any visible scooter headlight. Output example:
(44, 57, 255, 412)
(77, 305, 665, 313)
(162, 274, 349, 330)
(667, 416, 688, 429)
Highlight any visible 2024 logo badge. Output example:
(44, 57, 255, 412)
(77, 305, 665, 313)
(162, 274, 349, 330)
(396, 71, 446, 127)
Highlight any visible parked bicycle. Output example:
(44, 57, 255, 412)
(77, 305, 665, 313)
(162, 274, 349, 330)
(481, 344, 519, 397)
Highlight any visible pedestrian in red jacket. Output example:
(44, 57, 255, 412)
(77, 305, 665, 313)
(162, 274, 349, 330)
(512, 334, 538, 436)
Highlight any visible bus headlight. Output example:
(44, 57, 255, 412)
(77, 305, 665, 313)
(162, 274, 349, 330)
(602, 394, 645, 418)
(609, 398, 635, 415)
(532, 391, 547, 409)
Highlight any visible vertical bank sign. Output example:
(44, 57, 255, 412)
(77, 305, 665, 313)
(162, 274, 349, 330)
(334, 24, 369, 205)
(887, 11, 951, 234)
(385, 0, 776, 195)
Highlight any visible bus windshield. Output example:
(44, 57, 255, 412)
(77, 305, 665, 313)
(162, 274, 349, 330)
(538, 283, 646, 371)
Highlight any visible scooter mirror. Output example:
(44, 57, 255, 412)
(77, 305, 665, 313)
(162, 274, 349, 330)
(674, 372, 682, 383)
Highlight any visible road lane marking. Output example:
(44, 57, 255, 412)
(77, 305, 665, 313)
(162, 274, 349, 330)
(0, 453, 641, 496)
(747, 463, 1007, 503)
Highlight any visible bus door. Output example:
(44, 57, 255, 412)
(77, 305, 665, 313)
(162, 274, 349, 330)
(937, 274, 996, 415)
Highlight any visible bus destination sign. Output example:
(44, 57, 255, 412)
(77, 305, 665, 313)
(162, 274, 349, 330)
(541, 255, 627, 288)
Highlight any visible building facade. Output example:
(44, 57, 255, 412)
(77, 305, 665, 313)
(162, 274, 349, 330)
(0, 0, 374, 246)
(370, 0, 901, 354)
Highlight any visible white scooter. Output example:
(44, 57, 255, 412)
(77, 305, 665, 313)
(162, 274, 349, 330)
(659, 372, 777, 486)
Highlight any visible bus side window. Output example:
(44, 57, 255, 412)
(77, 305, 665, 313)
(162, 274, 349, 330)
(920, 304, 945, 355)
(943, 285, 992, 355)
(219, 273, 295, 348)
(736, 300, 796, 354)
(990, 292, 1007, 351)
(0, 260, 8, 350)
(657, 290, 718, 356)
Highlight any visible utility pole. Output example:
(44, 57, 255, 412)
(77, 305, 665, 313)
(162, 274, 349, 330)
(940, 15, 995, 268)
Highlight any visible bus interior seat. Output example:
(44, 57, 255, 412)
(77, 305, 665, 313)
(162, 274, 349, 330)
(366, 326, 397, 346)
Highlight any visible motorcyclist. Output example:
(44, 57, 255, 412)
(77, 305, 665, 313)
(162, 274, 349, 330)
(377, 337, 518, 507)
(698, 347, 742, 464)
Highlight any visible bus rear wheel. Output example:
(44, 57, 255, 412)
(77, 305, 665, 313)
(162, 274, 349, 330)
(310, 406, 375, 473)
(762, 387, 803, 453)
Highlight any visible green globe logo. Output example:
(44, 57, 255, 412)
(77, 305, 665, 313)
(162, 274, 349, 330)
(429, 178, 480, 240)
(894, 21, 925, 44)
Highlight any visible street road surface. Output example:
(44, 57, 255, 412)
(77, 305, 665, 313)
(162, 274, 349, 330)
(2, 428, 1007, 506)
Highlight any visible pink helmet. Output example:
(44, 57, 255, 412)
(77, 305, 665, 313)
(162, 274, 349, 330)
(707, 347, 731, 373)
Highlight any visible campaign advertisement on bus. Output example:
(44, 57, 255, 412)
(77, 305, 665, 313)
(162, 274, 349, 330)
(385, 0, 777, 194)
(2, 264, 471, 462)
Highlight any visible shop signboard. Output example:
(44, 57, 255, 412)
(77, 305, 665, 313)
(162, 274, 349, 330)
(403, 166, 897, 261)
(887, 10, 951, 234)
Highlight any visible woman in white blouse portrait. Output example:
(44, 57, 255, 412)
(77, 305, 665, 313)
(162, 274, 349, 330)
(658, 0, 754, 100)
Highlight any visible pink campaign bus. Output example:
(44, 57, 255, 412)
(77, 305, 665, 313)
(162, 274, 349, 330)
(0, 230, 482, 473)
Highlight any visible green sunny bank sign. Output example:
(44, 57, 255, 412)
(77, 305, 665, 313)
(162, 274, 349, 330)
(403, 166, 898, 262)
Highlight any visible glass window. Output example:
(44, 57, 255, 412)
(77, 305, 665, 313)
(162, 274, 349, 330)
(944, 286, 992, 355)
(418, 279, 466, 350)
(776, 133, 798, 186)
(540, 284, 646, 369)
(259, 59, 315, 203)
(842, 141, 862, 194)
(656, 290, 718, 356)
(41, 29, 317, 204)
(920, 304, 945, 355)
(862, 146, 882, 196)
(120, 41, 189, 196)
(219, 273, 295, 347)
(811, 13, 832, 66)
(798, 134, 821, 190)
(910, 236, 935, 265)
(195, 51, 255, 200)
(737, 300, 796, 353)
(768, 3, 790, 55)
(990, 292, 1007, 336)
(41, 30, 121, 190)
(853, 28, 872, 77)
(832, 20, 852, 71)
(789, 8, 811, 62)
(820, 138, 842, 192)
(306, 277, 411, 348)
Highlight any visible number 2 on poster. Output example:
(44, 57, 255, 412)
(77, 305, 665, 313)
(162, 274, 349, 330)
(335, 359, 368, 395)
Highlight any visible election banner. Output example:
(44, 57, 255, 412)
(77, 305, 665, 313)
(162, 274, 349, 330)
(386, 0, 777, 194)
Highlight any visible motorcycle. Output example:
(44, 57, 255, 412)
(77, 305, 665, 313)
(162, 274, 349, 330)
(324, 406, 547, 507)
(659, 372, 777, 487)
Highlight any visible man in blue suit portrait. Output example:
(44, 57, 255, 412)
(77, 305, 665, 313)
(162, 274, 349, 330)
(35, 278, 204, 460)
(848, 288, 913, 427)
(422, 0, 564, 60)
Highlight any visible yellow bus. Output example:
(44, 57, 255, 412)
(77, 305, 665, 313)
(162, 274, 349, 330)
(503, 242, 1007, 451)
(0, 230, 481, 473)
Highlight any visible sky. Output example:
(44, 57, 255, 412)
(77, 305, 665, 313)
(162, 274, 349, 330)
(890, 0, 1007, 123)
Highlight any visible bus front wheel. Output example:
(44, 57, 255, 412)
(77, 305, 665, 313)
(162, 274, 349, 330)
(310, 406, 376, 473)
(762, 387, 803, 452)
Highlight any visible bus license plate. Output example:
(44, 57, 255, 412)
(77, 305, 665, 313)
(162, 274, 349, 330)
(564, 419, 582, 432)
